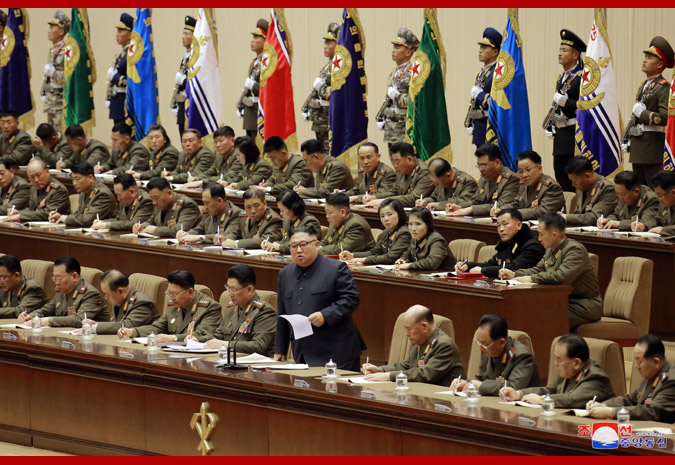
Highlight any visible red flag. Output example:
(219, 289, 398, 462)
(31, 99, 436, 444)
(258, 8, 297, 151)
(663, 77, 675, 171)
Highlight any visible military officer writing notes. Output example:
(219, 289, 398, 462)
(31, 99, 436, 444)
(0, 255, 48, 319)
(363, 305, 465, 386)
(237, 19, 268, 140)
(347, 142, 396, 204)
(134, 177, 200, 238)
(296, 139, 354, 199)
(170, 16, 196, 137)
(319, 192, 376, 255)
(91, 173, 153, 231)
(507, 151, 565, 220)
(0, 111, 32, 167)
(42, 11, 70, 132)
(107, 13, 134, 125)
(644, 170, 675, 236)
(466, 27, 501, 146)
(33, 123, 74, 169)
(61, 124, 109, 170)
(176, 183, 242, 245)
(416, 158, 476, 212)
(0, 159, 30, 215)
(252, 136, 313, 196)
(274, 225, 366, 371)
(597, 170, 659, 231)
(561, 156, 617, 226)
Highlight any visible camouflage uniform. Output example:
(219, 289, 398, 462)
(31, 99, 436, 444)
(307, 61, 332, 153)
(238, 19, 268, 139)
(42, 12, 70, 132)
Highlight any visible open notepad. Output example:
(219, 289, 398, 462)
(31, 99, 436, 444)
(499, 401, 542, 408)
(0, 323, 47, 330)
(244, 249, 280, 256)
(120, 232, 160, 239)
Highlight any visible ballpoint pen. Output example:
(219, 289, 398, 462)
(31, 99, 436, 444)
(129, 165, 133, 172)
(453, 374, 461, 393)
(589, 395, 597, 410)
(364, 356, 369, 374)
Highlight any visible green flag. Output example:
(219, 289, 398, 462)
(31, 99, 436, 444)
(63, 8, 96, 134)
(405, 8, 452, 162)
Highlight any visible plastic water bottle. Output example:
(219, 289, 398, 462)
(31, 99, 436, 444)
(617, 407, 630, 425)
(395, 371, 409, 391)
(147, 331, 158, 351)
(32, 315, 42, 332)
(465, 382, 479, 402)
(81, 320, 93, 340)
(542, 395, 556, 416)
(325, 380, 337, 393)
(325, 359, 337, 378)
(218, 345, 228, 362)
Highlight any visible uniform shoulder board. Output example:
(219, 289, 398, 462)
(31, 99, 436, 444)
(253, 300, 264, 309)
(239, 210, 248, 217)
(502, 170, 513, 178)
(658, 78, 669, 85)
(49, 181, 60, 189)
(79, 285, 87, 294)
(198, 299, 210, 307)
(176, 198, 185, 206)
(358, 169, 365, 174)
(543, 176, 552, 186)
(264, 211, 272, 220)
(129, 296, 137, 303)
(456, 174, 466, 184)
(377, 165, 387, 175)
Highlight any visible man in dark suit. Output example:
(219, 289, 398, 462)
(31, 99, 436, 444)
(274, 224, 365, 371)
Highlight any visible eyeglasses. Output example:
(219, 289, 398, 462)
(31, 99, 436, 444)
(165, 289, 188, 299)
(288, 240, 316, 251)
(517, 166, 539, 175)
(224, 285, 246, 294)
(52, 274, 73, 283)
(475, 162, 494, 170)
(474, 339, 495, 351)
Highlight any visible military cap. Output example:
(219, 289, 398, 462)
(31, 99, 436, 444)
(391, 27, 420, 51)
(0, 9, 7, 27)
(477, 27, 502, 49)
(560, 29, 587, 53)
(48, 10, 71, 33)
(116, 13, 134, 31)
(252, 18, 269, 38)
(184, 16, 197, 32)
(323, 22, 340, 42)
(644, 36, 674, 69)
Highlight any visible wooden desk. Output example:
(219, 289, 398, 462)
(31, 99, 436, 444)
(0, 225, 571, 377)
(0, 328, 672, 456)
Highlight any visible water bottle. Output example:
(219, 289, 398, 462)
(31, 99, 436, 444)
(617, 407, 630, 425)
(81, 320, 93, 340)
(325, 380, 337, 393)
(218, 344, 228, 362)
(395, 371, 408, 391)
(325, 359, 337, 378)
(465, 382, 479, 402)
(147, 331, 158, 351)
(32, 315, 42, 332)
(542, 395, 556, 416)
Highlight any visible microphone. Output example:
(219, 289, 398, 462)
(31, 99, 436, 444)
(220, 331, 246, 370)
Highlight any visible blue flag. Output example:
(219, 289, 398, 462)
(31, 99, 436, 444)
(0, 8, 34, 128)
(126, 8, 159, 141)
(486, 8, 531, 171)
(328, 8, 368, 168)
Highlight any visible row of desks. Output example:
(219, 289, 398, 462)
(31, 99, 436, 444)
(0, 325, 673, 456)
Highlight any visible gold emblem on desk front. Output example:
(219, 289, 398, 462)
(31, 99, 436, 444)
(190, 402, 218, 456)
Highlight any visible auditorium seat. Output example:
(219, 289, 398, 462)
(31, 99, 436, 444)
(69, 194, 80, 213)
(80, 266, 103, 294)
(320, 225, 329, 239)
(588, 253, 599, 277)
(449, 239, 485, 263)
(20, 259, 55, 299)
(129, 273, 168, 315)
(371, 228, 383, 243)
(195, 284, 214, 299)
(388, 312, 455, 365)
(577, 257, 653, 343)
(476, 245, 497, 264)
(218, 290, 278, 315)
(466, 329, 535, 380)
(563, 192, 577, 214)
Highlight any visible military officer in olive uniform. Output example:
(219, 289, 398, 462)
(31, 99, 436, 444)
(136, 177, 201, 238)
(134, 126, 179, 181)
(205, 126, 242, 184)
(378, 28, 419, 147)
(164, 129, 214, 184)
(598, 171, 659, 231)
(42, 11, 70, 132)
(121, 270, 221, 343)
(562, 156, 617, 226)
(170, 16, 196, 137)
(346, 142, 396, 204)
(0, 111, 33, 166)
(33, 123, 75, 168)
(466, 28, 501, 146)
(10, 159, 70, 222)
(107, 13, 133, 125)
(452, 315, 540, 396)
(447, 144, 520, 217)
(200, 265, 276, 357)
(62, 124, 110, 170)
(302, 22, 339, 153)
(508, 151, 565, 221)
(364, 306, 465, 386)
(20, 256, 110, 327)
(255, 136, 313, 196)
(177, 183, 242, 244)
(623, 37, 674, 187)
(417, 158, 476, 212)
(319, 193, 375, 255)
(296, 139, 354, 199)
(237, 19, 268, 139)
(0, 255, 49, 319)
(590, 335, 675, 423)
(49, 162, 117, 228)
(647, 170, 675, 236)
(0, 159, 30, 215)
(505, 214, 603, 330)
(503, 334, 614, 408)
(397, 207, 456, 271)
(546, 29, 586, 192)
(82, 270, 159, 335)
(92, 173, 153, 231)
(226, 136, 274, 191)
(99, 123, 150, 175)
(222, 189, 282, 249)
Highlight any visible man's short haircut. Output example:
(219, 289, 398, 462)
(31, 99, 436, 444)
(478, 314, 508, 340)
(0, 158, 16, 170)
(651, 170, 675, 190)
(409, 206, 434, 233)
(475, 143, 503, 162)
(300, 139, 324, 155)
(565, 156, 594, 175)
(234, 136, 260, 165)
(429, 157, 452, 177)
(557, 334, 589, 362)
(0, 254, 22, 274)
(638, 334, 666, 360)
(379, 198, 407, 230)
(147, 176, 171, 191)
(613, 171, 641, 190)
(167, 270, 195, 289)
(227, 264, 256, 287)
(54, 255, 81, 275)
(410, 306, 434, 324)
(206, 182, 226, 200)
(243, 188, 266, 202)
(101, 269, 129, 291)
(277, 189, 306, 217)
(113, 173, 137, 190)
(326, 192, 350, 209)
(147, 123, 171, 146)
(112, 122, 133, 136)
(0, 111, 19, 120)
(36, 123, 57, 140)
(539, 212, 565, 232)
(183, 128, 202, 139)
(71, 161, 95, 177)
(497, 208, 523, 222)
(289, 224, 318, 240)
(65, 124, 86, 139)
(390, 141, 415, 158)
(263, 136, 287, 153)
(213, 125, 235, 139)
(516, 150, 542, 165)
(358, 141, 379, 154)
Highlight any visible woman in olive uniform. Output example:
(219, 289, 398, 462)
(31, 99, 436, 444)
(396, 206, 456, 270)
(263, 190, 322, 254)
(227, 136, 273, 191)
(132, 124, 179, 180)
(340, 198, 411, 265)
